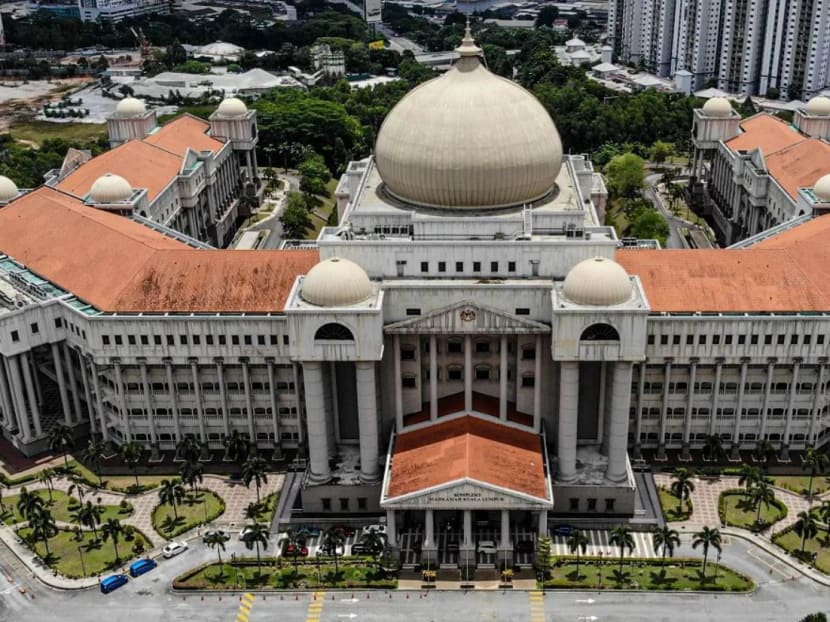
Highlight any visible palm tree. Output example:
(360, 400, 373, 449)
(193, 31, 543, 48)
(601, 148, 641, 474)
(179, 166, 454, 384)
(321, 527, 346, 575)
(794, 511, 818, 556)
(37, 468, 56, 502)
(566, 529, 590, 578)
(609, 525, 635, 581)
(205, 530, 230, 577)
(692, 526, 722, 577)
(750, 479, 776, 526)
(244, 501, 263, 524)
(67, 471, 88, 504)
(179, 459, 203, 494)
(241, 522, 269, 577)
(158, 479, 185, 519)
(222, 430, 248, 465)
(17, 487, 46, 522)
(703, 434, 724, 462)
(754, 439, 776, 472)
(118, 441, 143, 488)
(48, 423, 74, 467)
(81, 438, 108, 487)
(801, 447, 829, 503)
(176, 436, 201, 463)
(102, 518, 124, 561)
(359, 528, 387, 568)
(71, 501, 104, 539)
(652, 527, 681, 576)
(738, 464, 762, 498)
(285, 528, 307, 574)
(670, 467, 695, 514)
(241, 455, 269, 503)
(29, 509, 58, 558)
(819, 500, 830, 535)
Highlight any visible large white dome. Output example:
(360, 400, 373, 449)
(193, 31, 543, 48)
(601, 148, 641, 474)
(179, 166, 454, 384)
(806, 96, 830, 117)
(814, 174, 830, 202)
(301, 257, 373, 307)
(374, 27, 563, 210)
(216, 97, 248, 118)
(90, 173, 133, 203)
(563, 257, 633, 306)
(702, 97, 732, 118)
(0, 175, 18, 202)
(116, 97, 146, 117)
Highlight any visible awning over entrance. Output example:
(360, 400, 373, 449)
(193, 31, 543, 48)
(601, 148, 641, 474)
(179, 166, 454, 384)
(380, 416, 553, 510)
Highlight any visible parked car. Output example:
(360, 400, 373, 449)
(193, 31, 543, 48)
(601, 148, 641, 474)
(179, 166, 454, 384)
(551, 525, 574, 536)
(100, 574, 128, 594)
(350, 542, 370, 555)
(477, 540, 498, 555)
(296, 526, 321, 538)
(285, 543, 309, 557)
(362, 523, 386, 535)
(202, 529, 228, 542)
(128, 558, 157, 578)
(333, 524, 356, 537)
(239, 527, 254, 540)
(162, 541, 189, 558)
(515, 540, 535, 554)
(320, 542, 345, 556)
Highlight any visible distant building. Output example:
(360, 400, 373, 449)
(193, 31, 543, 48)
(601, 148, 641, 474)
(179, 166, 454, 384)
(310, 44, 346, 78)
(76, 0, 175, 22)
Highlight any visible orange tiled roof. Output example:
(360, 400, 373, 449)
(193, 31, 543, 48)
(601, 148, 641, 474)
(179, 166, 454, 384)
(144, 115, 225, 157)
(617, 214, 830, 312)
(726, 114, 805, 155)
(57, 140, 183, 202)
(0, 187, 319, 313)
(765, 139, 830, 200)
(387, 416, 548, 500)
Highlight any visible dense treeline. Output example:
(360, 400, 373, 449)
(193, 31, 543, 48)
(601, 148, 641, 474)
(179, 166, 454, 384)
(0, 135, 108, 188)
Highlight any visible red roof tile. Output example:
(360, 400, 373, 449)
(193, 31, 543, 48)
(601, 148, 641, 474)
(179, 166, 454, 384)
(144, 115, 225, 157)
(765, 139, 830, 200)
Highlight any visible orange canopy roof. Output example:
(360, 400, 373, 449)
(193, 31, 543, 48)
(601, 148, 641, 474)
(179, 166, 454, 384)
(765, 139, 830, 200)
(387, 416, 548, 500)
(0, 187, 319, 313)
(144, 115, 225, 157)
(726, 114, 805, 155)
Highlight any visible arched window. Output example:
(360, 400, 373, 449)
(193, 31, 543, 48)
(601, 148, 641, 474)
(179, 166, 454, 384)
(580, 323, 620, 341)
(314, 323, 354, 341)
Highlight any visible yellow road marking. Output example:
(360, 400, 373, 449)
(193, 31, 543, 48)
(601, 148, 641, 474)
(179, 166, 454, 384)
(306, 591, 327, 622)
(529, 590, 545, 622)
(235, 592, 255, 622)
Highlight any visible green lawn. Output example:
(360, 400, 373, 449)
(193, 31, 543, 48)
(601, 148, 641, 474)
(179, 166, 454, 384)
(658, 487, 693, 521)
(774, 526, 830, 575)
(719, 491, 786, 531)
(175, 560, 396, 590)
(152, 489, 224, 538)
(773, 475, 830, 497)
(17, 526, 148, 578)
(543, 558, 753, 591)
(2, 489, 131, 525)
(10, 121, 106, 147)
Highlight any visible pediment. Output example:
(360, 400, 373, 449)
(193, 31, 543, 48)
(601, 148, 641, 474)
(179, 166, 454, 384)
(382, 479, 551, 509)
(385, 300, 550, 334)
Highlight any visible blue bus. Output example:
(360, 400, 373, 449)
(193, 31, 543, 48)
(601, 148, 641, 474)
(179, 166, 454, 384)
(100, 574, 128, 594)
(129, 558, 157, 578)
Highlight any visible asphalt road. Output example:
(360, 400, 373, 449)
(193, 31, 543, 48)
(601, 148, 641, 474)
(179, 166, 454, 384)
(1, 534, 827, 621)
(644, 173, 685, 249)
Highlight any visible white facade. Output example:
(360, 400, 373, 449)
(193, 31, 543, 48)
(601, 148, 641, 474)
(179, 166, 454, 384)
(77, 0, 173, 22)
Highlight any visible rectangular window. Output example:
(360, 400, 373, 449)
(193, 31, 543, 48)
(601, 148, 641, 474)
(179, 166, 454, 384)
(207, 335, 215, 345)
(490, 261, 498, 272)
(738, 335, 746, 345)
(725, 335, 733, 345)
(791, 335, 798, 345)
(154, 335, 162, 345)
(180, 335, 188, 345)
(357, 497, 368, 510)
(219, 335, 227, 345)
(339, 498, 349, 511)
(475, 368, 490, 381)
(473, 261, 481, 272)
(587, 498, 597, 511)
(438, 261, 446, 273)
(140, 335, 149, 345)
(232, 335, 240, 345)
(750, 335, 758, 345)
(321, 498, 331, 511)
(54, 318, 62, 328)
(269, 335, 277, 345)
(777, 335, 785, 345)
(699, 335, 707, 345)
(569, 498, 579, 511)
(521, 375, 535, 387)
(128, 335, 136, 345)
(244, 335, 252, 346)
(515, 308, 530, 315)
(818, 335, 825, 345)
(283, 335, 289, 345)
(660, 335, 668, 345)
(420, 261, 428, 272)
(647, 335, 655, 345)
(401, 376, 416, 388)
(167, 335, 175, 345)
(685, 335, 692, 345)
(115, 335, 123, 345)
(455, 261, 463, 272)
(713, 335, 720, 345)
(475, 341, 490, 354)
(676, 336, 683, 345)
(406, 308, 421, 316)
(400, 347, 416, 360)
(448, 340, 463, 354)
(508, 261, 516, 272)
(30, 322, 38, 334)
(605, 498, 615, 512)
(257, 335, 265, 346)
(448, 367, 463, 381)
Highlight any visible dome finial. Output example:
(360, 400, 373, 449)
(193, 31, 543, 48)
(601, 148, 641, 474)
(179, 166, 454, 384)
(456, 18, 481, 58)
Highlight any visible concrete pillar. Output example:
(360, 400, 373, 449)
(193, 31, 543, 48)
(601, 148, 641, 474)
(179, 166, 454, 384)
(499, 335, 508, 421)
(657, 360, 672, 459)
(533, 334, 542, 431)
(557, 361, 579, 482)
(216, 360, 230, 438)
(499, 509, 510, 548)
(30, 355, 43, 407)
(606, 362, 633, 482)
(633, 362, 646, 459)
(429, 335, 438, 421)
(52, 343, 72, 426)
(356, 361, 380, 483)
(190, 360, 209, 458)
(241, 360, 256, 443)
(22, 354, 42, 437)
(386, 509, 397, 549)
(328, 363, 339, 453)
(9, 356, 32, 441)
(165, 361, 182, 444)
(681, 361, 697, 459)
(709, 360, 723, 437)
(781, 362, 800, 459)
(113, 361, 129, 440)
(538, 509, 549, 538)
(808, 364, 826, 446)
(139, 363, 159, 460)
(730, 361, 748, 459)
(422, 508, 437, 565)
(293, 364, 304, 447)
(303, 362, 330, 483)
(65, 345, 82, 426)
(89, 360, 108, 442)
(462, 509, 472, 547)
(78, 355, 96, 436)
(267, 360, 281, 457)
(393, 335, 403, 430)
(464, 335, 472, 412)
(0, 357, 16, 430)
(759, 360, 775, 440)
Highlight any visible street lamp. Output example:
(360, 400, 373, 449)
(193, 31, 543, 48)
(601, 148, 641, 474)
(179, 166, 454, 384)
(78, 545, 87, 577)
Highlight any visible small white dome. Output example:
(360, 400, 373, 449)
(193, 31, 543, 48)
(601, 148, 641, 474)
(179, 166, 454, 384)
(806, 96, 830, 117)
(702, 97, 732, 117)
(89, 173, 133, 203)
(217, 97, 248, 118)
(814, 174, 830, 202)
(563, 257, 633, 306)
(116, 97, 146, 117)
(0, 175, 19, 202)
(566, 38, 586, 47)
(301, 257, 373, 307)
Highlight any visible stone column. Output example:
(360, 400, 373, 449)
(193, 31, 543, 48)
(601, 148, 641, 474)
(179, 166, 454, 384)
(52, 343, 72, 426)
(557, 362, 579, 482)
(293, 364, 304, 447)
(190, 360, 209, 459)
(386, 509, 397, 549)
(657, 360, 672, 460)
(113, 361, 129, 440)
(140, 362, 160, 460)
(708, 360, 723, 437)
(89, 360, 108, 442)
(429, 335, 438, 421)
(165, 360, 182, 444)
(21, 354, 42, 437)
(730, 360, 748, 459)
(422, 509, 437, 566)
(681, 361, 697, 459)
(216, 359, 231, 439)
(303, 362, 330, 483)
(0, 358, 16, 430)
(65, 345, 82, 426)
(356, 361, 380, 483)
(499, 335, 508, 421)
(9, 356, 32, 441)
(759, 360, 775, 440)
(497, 508, 512, 567)
(538, 509, 549, 538)
(533, 334, 542, 431)
(462, 509, 472, 547)
(267, 359, 281, 458)
(808, 363, 826, 446)
(78, 356, 97, 436)
(633, 362, 646, 459)
(606, 362, 633, 482)
(241, 359, 256, 444)
(393, 335, 403, 430)
(781, 361, 800, 460)
(464, 334, 472, 412)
